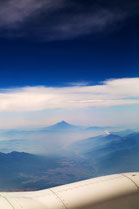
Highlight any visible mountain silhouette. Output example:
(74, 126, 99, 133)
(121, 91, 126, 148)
(41, 121, 82, 132)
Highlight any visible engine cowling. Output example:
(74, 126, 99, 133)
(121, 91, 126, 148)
(0, 172, 139, 209)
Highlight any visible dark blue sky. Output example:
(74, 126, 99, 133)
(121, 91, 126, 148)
(0, 0, 139, 87)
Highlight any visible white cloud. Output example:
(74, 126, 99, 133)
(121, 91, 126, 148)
(0, 78, 138, 112)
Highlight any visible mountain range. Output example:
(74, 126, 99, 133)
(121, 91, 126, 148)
(0, 121, 114, 136)
(70, 132, 139, 176)
(0, 121, 115, 154)
(0, 130, 138, 191)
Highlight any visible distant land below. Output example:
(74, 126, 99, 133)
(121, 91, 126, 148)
(0, 120, 137, 136)
(0, 126, 138, 191)
(0, 120, 117, 134)
(0, 121, 137, 155)
(0, 120, 118, 154)
(0, 128, 139, 192)
(0, 151, 96, 191)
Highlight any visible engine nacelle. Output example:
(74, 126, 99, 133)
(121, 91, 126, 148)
(0, 172, 139, 209)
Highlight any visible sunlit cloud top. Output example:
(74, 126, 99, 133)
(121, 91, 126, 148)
(0, 78, 138, 112)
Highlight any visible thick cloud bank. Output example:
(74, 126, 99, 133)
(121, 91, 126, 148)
(0, 78, 138, 112)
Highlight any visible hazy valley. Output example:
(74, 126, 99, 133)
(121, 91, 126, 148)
(0, 121, 138, 191)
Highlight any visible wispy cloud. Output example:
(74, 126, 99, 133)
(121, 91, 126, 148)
(0, 0, 138, 40)
(0, 0, 63, 27)
(0, 78, 138, 112)
(42, 9, 126, 41)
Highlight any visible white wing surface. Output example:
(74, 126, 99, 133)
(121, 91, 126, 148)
(0, 172, 139, 209)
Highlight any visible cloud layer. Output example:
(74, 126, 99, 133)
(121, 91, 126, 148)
(0, 78, 138, 112)
(0, 0, 139, 40)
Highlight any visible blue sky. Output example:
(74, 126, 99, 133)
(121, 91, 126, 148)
(0, 0, 138, 128)
(0, 0, 139, 87)
(0, 22, 139, 87)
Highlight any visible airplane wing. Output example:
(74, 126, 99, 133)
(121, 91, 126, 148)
(0, 172, 139, 209)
